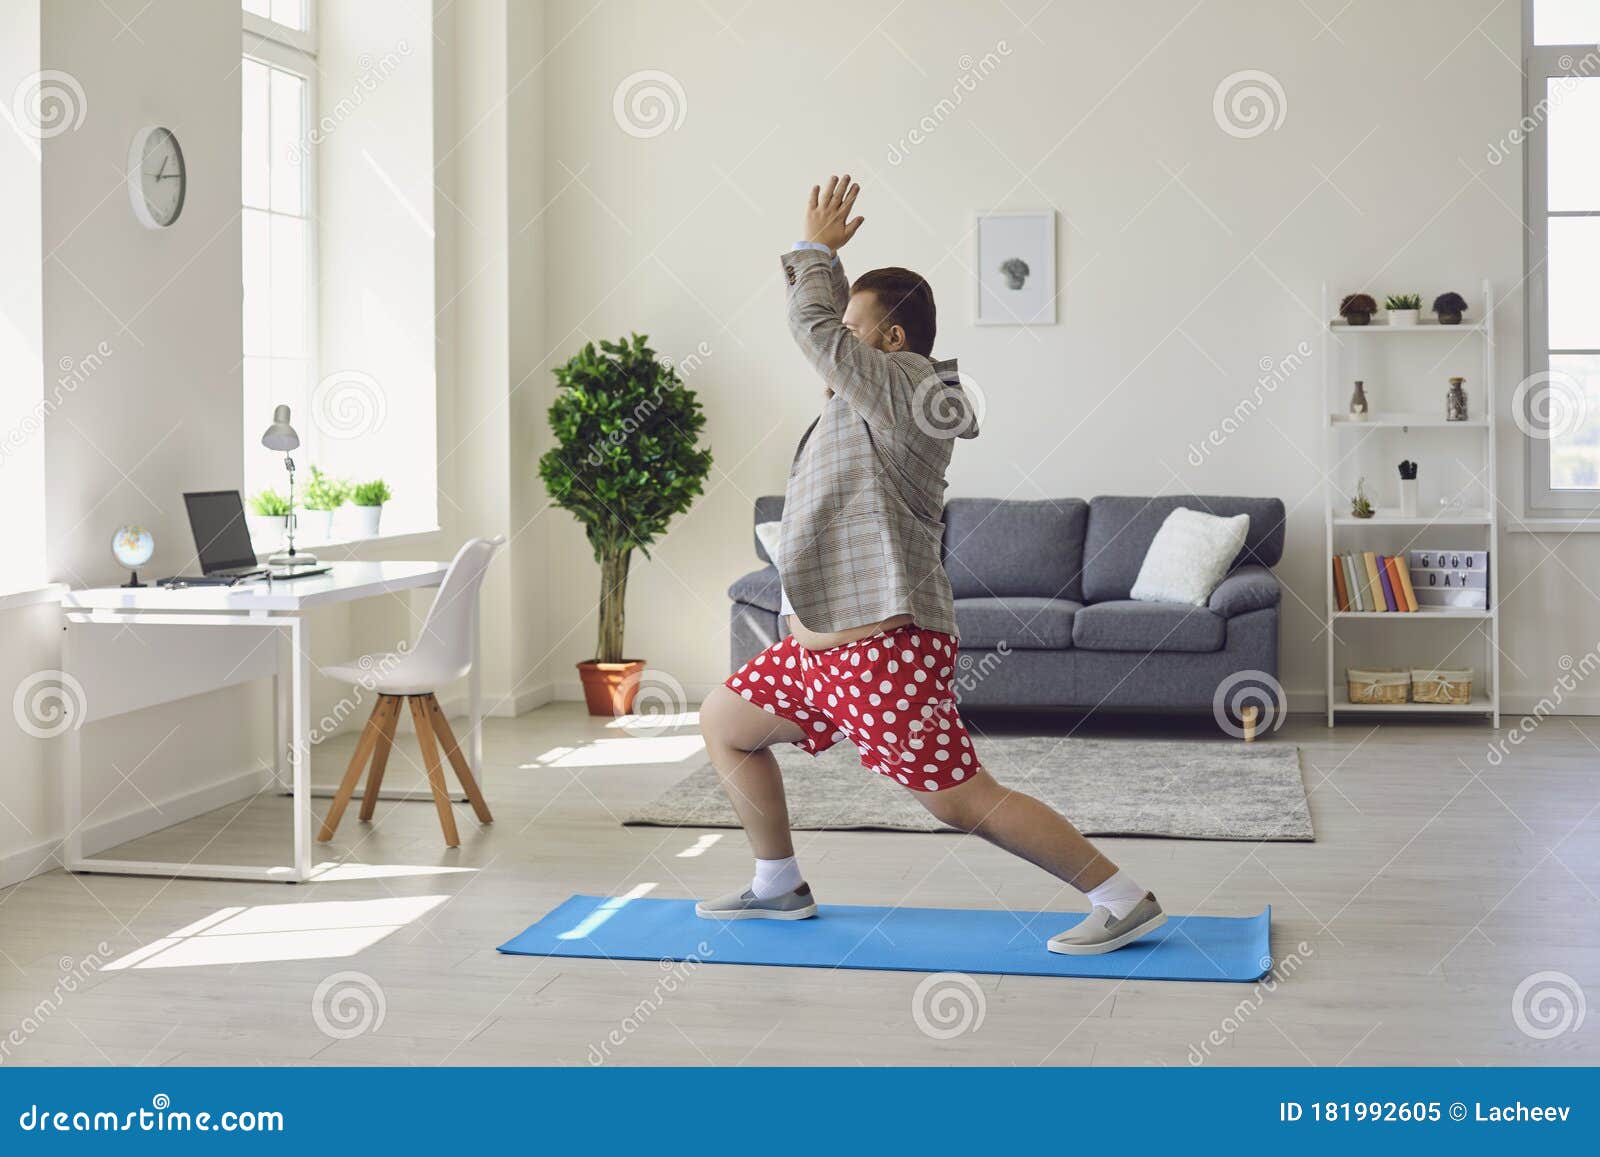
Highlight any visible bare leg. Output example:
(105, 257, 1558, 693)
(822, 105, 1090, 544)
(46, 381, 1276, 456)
(698, 686, 806, 861)
(915, 769, 1119, 893)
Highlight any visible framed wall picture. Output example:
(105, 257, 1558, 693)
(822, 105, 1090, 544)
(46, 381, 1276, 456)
(974, 210, 1056, 325)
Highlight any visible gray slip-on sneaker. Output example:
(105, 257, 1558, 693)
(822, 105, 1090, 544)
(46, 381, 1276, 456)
(695, 882, 818, 921)
(1047, 892, 1166, 955)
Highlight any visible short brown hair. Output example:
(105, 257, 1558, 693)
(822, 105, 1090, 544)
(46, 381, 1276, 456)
(851, 267, 936, 357)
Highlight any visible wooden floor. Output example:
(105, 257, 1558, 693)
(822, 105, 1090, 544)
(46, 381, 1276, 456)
(2, 702, 1597, 1066)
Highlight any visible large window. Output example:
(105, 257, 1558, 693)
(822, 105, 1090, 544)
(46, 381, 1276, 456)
(1524, 1, 1600, 513)
(242, 2, 317, 522)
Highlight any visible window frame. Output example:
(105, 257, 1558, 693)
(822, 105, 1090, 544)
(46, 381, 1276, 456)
(1522, 1, 1600, 516)
(242, 4, 319, 503)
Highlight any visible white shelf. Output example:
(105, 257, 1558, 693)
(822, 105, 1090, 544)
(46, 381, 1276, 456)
(1321, 278, 1499, 729)
(1334, 695, 1495, 715)
(1332, 609, 1492, 620)
(1328, 320, 1487, 333)
(1332, 507, 1492, 526)
(1329, 411, 1487, 429)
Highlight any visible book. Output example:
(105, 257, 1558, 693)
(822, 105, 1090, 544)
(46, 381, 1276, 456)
(1344, 554, 1367, 611)
(1396, 563, 1419, 612)
(1387, 556, 1416, 611)
(1377, 556, 1399, 612)
(1362, 552, 1386, 612)
(1332, 556, 1349, 611)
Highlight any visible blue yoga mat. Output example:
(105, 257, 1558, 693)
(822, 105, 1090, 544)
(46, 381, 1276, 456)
(498, 894, 1272, 982)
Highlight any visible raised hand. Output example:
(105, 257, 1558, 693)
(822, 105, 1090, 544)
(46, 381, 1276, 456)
(803, 174, 864, 252)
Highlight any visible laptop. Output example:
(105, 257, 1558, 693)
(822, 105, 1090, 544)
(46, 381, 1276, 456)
(164, 490, 330, 585)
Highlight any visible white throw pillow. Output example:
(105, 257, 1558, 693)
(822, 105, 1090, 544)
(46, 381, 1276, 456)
(1130, 507, 1250, 606)
(754, 520, 783, 567)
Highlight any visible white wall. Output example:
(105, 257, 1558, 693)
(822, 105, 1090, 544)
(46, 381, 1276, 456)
(530, 0, 1587, 712)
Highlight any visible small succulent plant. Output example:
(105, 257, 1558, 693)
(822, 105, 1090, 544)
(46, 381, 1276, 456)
(1384, 293, 1422, 310)
(1351, 477, 1375, 519)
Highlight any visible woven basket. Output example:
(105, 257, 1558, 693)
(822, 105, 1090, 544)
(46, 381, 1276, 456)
(1347, 667, 1410, 704)
(1411, 668, 1473, 705)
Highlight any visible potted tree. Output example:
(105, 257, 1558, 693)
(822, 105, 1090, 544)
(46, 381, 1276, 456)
(1432, 291, 1468, 325)
(539, 335, 713, 715)
(349, 479, 391, 538)
(1339, 293, 1377, 326)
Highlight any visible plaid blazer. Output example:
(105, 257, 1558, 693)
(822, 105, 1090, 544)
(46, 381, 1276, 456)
(777, 247, 979, 636)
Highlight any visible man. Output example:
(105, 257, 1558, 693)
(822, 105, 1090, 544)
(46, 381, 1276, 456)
(695, 176, 1164, 954)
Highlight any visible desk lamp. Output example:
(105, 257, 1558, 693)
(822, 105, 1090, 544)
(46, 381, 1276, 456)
(261, 404, 317, 566)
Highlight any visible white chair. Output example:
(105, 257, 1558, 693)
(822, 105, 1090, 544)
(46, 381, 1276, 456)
(318, 536, 503, 847)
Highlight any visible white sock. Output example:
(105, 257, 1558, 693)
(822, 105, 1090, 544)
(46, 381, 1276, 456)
(1086, 870, 1147, 920)
(750, 855, 804, 899)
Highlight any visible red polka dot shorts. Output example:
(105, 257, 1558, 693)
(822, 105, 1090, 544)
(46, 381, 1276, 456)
(725, 624, 979, 792)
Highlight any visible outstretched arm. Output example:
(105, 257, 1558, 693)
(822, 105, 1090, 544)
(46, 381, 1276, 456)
(782, 176, 901, 429)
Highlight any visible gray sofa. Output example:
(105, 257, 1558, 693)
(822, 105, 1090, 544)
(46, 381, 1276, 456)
(728, 495, 1283, 717)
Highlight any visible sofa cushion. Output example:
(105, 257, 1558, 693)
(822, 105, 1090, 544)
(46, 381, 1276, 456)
(752, 496, 785, 563)
(728, 566, 782, 613)
(944, 498, 1087, 601)
(955, 597, 1080, 650)
(1082, 495, 1285, 604)
(1071, 599, 1226, 653)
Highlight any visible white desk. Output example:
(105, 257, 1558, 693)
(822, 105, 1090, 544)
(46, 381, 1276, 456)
(61, 561, 474, 883)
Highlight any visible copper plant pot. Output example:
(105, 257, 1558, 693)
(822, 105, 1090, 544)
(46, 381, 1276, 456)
(578, 659, 646, 716)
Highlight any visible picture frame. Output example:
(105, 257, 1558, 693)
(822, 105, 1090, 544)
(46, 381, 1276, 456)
(974, 210, 1056, 325)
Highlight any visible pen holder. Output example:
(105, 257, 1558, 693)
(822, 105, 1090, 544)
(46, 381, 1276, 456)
(1399, 478, 1418, 518)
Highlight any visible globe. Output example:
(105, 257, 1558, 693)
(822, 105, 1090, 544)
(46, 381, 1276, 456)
(112, 525, 154, 587)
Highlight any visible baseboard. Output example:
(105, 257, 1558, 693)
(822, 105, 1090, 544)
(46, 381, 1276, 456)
(435, 683, 552, 721)
(0, 763, 274, 890)
(550, 681, 719, 705)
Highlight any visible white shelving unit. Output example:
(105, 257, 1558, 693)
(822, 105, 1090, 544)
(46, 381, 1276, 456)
(1321, 280, 1499, 727)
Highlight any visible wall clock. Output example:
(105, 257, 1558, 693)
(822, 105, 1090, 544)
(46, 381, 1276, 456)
(128, 125, 186, 229)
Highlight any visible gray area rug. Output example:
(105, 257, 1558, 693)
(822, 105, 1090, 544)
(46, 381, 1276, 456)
(626, 736, 1313, 841)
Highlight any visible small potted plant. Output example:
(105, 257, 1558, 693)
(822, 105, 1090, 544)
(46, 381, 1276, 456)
(1351, 477, 1375, 519)
(247, 488, 291, 547)
(1339, 293, 1377, 326)
(1385, 293, 1421, 327)
(539, 334, 713, 715)
(350, 478, 391, 538)
(1432, 291, 1468, 325)
(301, 466, 349, 542)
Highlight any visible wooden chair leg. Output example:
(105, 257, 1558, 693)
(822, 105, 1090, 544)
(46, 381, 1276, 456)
(426, 694, 493, 824)
(358, 695, 402, 821)
(409, 695, 461, 847)
(318, 698, 389, 842)
(1241, 704, 1259, 743)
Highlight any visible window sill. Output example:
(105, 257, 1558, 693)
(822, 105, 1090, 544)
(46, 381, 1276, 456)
(251, 525, 445, 553)
(1507, 518, 1600, 533)
(0, 582, 69, 611)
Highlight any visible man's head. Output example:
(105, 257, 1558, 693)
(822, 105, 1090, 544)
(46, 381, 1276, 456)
(844, 267, 936, 356)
